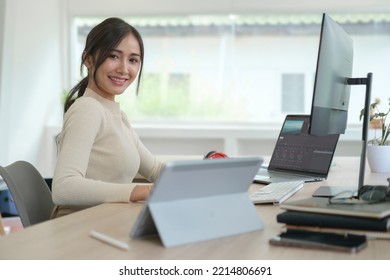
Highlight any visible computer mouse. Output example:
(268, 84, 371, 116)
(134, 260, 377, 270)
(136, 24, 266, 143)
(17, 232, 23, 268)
(359, 185, 390, 202)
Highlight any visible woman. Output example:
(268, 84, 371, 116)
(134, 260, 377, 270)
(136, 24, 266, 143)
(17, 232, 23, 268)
(51, 17, 164, 218)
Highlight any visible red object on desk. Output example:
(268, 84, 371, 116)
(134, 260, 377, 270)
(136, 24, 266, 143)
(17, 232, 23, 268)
(204, 151, 228, 159)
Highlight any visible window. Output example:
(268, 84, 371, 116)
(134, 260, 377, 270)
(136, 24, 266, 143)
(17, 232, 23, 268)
(131, 73, 191, 120)
(72, 14, 390, 125)
(282, 74, 305, 113)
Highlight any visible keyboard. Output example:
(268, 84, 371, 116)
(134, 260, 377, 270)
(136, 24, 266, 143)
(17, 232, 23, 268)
(250, 181, 304, 205)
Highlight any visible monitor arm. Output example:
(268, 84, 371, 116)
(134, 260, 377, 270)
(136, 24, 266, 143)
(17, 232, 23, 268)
(346, 72, 372, 194)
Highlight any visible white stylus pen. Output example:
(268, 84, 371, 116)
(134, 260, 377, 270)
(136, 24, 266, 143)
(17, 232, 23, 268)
(89, 230, 129, 251)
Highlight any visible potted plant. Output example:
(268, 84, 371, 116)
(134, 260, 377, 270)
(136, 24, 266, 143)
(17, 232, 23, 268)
(360, 97, 390, 172)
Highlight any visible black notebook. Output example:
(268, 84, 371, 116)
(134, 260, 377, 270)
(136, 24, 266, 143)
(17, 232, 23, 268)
(277, 211, 390, 231)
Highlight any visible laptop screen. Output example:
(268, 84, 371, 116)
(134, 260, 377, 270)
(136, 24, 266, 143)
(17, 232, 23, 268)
(268, 115, 339, 176)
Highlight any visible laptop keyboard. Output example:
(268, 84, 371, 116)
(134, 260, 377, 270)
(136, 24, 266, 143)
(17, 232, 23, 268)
(250, 181, 304, 205)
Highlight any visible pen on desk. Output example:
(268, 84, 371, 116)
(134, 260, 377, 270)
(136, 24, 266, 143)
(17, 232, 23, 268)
(89, 230, 129, 251)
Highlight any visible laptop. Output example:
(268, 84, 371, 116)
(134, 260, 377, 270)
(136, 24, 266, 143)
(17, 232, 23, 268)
(254, 115, 339, 184)
(130, 157, 264, 247)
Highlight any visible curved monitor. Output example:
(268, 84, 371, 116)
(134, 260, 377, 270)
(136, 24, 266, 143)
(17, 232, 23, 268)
(309, 14, 354, 136)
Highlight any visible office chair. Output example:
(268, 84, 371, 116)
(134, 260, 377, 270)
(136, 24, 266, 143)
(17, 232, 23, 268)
(0, 212, 5, 235)
(0, 161, 55, 227)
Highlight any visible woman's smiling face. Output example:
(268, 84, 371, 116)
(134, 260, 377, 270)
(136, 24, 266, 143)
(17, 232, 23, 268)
(85, 33, 142, 101)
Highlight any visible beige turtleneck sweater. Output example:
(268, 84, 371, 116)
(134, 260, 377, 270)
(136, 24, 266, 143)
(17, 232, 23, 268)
(52, 88, 163, 208)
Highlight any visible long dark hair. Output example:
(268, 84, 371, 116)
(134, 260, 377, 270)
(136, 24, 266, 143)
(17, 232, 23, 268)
(64, 17, 144, 113)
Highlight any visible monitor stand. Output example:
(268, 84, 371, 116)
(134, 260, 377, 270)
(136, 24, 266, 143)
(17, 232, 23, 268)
(312, 73, 372, 198)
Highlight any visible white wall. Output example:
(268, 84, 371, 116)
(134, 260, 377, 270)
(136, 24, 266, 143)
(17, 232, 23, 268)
(0, 0, 63, 175)
(0, 0, 7, 165)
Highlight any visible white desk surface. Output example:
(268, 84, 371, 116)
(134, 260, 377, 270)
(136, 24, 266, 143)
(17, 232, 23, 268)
(0, 157, 389, 260)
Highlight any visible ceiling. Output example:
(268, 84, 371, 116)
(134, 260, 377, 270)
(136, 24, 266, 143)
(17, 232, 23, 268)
(229, 0, 390, 13)
(68, 0, 390, 16)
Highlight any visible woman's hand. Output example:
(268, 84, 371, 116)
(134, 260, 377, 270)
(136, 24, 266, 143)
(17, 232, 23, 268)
(129, 185, 152, 202)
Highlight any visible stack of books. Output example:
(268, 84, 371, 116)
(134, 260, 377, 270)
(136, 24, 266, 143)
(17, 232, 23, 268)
(277, 197, 390, 239)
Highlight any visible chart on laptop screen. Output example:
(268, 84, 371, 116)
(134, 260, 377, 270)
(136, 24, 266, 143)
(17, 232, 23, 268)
(269, 115, 339, 174)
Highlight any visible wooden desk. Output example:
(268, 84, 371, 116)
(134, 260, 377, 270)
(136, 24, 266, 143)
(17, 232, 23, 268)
(0, 157, 389, 260)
